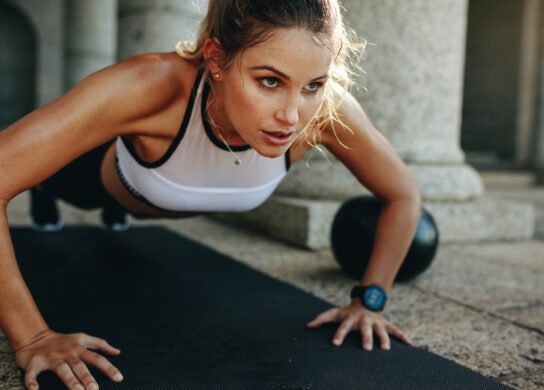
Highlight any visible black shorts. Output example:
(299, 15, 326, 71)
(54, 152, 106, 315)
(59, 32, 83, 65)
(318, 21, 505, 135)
(39, 140, 124, 211)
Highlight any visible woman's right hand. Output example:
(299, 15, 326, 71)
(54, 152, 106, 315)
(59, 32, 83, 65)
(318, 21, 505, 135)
(14, 330, 124, 390)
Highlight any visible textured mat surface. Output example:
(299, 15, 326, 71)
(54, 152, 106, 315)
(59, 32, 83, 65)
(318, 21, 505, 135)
(11, 227, 510, 389)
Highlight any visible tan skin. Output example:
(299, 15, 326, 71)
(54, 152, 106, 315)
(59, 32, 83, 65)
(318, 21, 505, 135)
(0, 27, 420, 390)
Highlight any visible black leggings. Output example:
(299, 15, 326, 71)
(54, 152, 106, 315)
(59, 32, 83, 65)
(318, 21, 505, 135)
(38, 140, 125, 212)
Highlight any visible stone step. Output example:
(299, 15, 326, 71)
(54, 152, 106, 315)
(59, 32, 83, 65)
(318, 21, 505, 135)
(7, 191, 536, 248)
(484, 186, 544, 241)
(213, 195, 535, 249)
(465, 152, 521, 171)
(479, 170, 537, 190)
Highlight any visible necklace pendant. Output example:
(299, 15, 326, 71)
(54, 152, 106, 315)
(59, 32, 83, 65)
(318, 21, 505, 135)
(234, 159, 242, 166)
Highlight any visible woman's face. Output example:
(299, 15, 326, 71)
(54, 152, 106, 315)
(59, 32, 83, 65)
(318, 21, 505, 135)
(209, 28, 334, 158)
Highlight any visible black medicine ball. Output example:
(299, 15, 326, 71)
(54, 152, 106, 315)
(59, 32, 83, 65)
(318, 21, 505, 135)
(330, 196, 439, 282)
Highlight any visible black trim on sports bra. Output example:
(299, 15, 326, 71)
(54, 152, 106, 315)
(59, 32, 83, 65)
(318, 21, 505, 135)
(201, 79, 252, 152)
(120, 68, 204, 169)
(284, 148, 291, 171)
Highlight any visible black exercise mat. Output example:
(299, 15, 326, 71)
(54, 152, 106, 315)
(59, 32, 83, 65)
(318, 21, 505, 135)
(11, 227, 510, 389)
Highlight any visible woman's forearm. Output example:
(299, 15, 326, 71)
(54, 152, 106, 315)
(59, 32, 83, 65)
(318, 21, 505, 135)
(359, 196, 421, 292)
(0, 203, 50, 351)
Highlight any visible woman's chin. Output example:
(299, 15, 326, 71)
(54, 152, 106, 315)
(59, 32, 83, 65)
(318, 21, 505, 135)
(253, 145, 287, 159)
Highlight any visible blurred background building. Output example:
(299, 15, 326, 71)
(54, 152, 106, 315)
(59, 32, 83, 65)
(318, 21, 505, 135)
(0, 0, 541, 245)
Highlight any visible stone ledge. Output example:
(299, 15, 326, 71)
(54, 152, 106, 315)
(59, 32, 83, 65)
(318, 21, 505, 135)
(276, 159, 484, 201)
(425, 198, 534, 243)
(7, 191, 535, 248)
(213, 196, 535, 249)
(480, 171, 537, 190)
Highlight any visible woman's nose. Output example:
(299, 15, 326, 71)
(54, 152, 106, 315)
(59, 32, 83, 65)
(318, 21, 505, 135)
(275, 97, 299, 126)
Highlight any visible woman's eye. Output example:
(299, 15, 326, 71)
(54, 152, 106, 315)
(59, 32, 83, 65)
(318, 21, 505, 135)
(304, 82, 322, 92)
(260, 77, 279, 89)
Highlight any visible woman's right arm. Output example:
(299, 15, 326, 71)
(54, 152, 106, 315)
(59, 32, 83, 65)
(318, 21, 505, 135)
(0, 53, 184, 390)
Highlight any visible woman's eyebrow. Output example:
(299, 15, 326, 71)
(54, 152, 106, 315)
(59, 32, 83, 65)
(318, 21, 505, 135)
(250, 65, 328, 82)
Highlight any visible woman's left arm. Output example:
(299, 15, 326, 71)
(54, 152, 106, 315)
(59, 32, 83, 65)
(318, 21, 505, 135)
(306, 85, 421, 350)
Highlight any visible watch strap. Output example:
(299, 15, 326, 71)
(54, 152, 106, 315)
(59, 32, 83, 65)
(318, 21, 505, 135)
(350, 284, 388, 312)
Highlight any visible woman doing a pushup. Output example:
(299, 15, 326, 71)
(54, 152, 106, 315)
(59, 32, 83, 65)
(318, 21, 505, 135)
(0, 1, 421, 389)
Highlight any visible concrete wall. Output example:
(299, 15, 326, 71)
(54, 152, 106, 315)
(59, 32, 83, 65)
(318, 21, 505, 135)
(3, 0, 64, 106)
(0, 0, 542, 173)
(117, 0, 207, 60)
(342, 0, 468, 165)
(518, 0, 543, 167)
(0, 2, 36, 129)
(461, 0, 524, 160)
(65, 0, 118, 89)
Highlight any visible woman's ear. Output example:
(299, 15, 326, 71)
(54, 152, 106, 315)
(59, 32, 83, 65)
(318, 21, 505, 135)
(203, 38, 227, 75)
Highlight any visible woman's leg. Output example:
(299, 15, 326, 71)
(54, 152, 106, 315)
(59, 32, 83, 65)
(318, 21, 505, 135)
(29, 186, 63, 232)
(33, 140, 129, 231)
(100, 202, 129, 231)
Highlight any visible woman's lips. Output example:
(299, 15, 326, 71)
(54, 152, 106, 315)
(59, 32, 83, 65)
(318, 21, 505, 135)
(261, 130, 294, 146)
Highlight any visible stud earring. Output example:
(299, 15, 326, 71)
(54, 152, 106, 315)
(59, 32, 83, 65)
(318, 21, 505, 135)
(213, 72, 222, 81)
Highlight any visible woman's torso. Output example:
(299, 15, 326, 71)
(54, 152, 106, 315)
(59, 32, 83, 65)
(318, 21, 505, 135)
(100, 53, 311, 218)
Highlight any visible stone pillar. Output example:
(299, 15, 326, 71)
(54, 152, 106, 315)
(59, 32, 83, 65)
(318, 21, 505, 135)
(65, 0, 118, 89)
(117, 0, 207, 60)
(339, 0, 482, 200)
(221, 0, 533, 247)
(5, 0, 64, 106)
(279, 0, 482, 202)
(535, 14, 544, 183)
(0, 1, 36, 129)
(531, 0, 544, 183)
(535, 130, 544, 183)
(516, 0, 542, 166)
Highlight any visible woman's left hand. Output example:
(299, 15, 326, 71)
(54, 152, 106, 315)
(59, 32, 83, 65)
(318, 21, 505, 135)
(306, 299, 412, 351)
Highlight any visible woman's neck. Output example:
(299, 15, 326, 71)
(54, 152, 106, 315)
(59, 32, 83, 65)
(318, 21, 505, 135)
(206, 85, 247, 146)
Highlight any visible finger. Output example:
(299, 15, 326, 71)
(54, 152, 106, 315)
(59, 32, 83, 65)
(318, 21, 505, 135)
(332, 318, 356, 346)
(385, 323, 413, 345)
(25, 358, 46, 390)
(306, 308, 340, 329)
(67, 358, 99, 390)
(81, 350, 124, 383)
(81, 335, 121, 355)
(373, 323, 390, 351)
(52, 360, 85, 390)
(25, 377, 40, 390)
(359, 319, 373, 351)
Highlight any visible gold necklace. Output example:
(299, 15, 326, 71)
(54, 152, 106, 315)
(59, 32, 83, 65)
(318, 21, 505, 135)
(214, 127, 243, 166)
(206, 103, 243, 166)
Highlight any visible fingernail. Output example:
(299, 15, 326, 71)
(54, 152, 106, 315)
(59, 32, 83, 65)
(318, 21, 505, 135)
(114, 372, 124, 382)
(89, 384, 99, 390)
(333, 339, 340, 346)
(75, 385, 84, 390)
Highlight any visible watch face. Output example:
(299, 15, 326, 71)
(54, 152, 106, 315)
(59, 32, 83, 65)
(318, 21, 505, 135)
(363, 286, 385, 311)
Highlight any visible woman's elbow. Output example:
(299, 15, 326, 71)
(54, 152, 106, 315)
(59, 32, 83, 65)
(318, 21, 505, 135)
(405, 186, 422, 219)
(386, 184, 422, 220)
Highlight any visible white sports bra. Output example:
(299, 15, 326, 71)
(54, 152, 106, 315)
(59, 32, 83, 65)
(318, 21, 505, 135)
(115, 70, 291, 213)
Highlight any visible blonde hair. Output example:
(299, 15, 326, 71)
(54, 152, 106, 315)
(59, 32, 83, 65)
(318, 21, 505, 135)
(177, 0, 365, 154)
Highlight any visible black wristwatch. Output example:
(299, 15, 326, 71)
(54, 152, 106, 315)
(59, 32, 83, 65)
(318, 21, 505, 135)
(350, 284, 388, 312)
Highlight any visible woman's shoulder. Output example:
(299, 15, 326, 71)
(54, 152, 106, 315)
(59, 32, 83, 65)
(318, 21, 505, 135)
(111, 52, 200, 103)
(72, 51, 202, 128)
